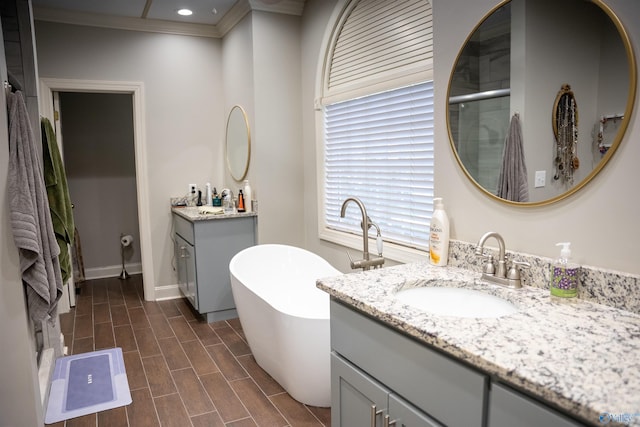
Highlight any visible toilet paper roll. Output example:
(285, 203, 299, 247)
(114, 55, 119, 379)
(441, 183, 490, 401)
(120, 235, 133, 247)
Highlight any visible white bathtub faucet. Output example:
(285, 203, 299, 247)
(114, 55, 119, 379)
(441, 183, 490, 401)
(340, 197, 385, 271)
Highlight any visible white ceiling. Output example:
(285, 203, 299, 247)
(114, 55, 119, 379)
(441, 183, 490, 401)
(31, 0, 304, 37)
(31, 0, 239, 26)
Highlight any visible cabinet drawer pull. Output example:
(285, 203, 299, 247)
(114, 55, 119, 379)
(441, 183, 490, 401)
(179, 246, 189, 258)
(371, 404, 383, 427)
(384, 414, 397, 427)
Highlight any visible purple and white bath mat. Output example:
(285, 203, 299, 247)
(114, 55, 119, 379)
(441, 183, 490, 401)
(45, 348, 131, 424)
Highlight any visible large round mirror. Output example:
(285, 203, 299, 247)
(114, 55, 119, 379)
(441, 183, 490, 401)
(447, 0, 636, 206)
(226, 105, 251, 181)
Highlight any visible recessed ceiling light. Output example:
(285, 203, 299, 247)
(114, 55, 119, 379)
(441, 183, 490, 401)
(177, 8, 193, 16)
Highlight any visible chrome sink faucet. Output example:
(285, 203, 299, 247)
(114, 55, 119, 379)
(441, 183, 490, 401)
(475, 231, 529, 288)
(340, 197, 385, 271)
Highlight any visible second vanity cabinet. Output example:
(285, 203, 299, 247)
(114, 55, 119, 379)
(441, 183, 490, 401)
(330, 300, 586, 427)
(173, 211, 256, 322)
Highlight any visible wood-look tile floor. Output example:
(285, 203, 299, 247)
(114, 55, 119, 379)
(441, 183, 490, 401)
(48, 275, 331, 427)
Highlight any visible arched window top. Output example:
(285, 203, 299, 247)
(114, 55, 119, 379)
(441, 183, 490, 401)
(322, 0, 433, 105)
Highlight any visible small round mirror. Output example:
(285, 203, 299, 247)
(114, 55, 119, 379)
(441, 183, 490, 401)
(225, 105, 251, 181)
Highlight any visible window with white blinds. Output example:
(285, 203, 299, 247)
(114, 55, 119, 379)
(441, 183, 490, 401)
(318, 0, 434, 256)
(324, 81, 434, 250)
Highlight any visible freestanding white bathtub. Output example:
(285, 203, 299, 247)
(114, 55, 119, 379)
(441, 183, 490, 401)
(229, 244, 341, 407)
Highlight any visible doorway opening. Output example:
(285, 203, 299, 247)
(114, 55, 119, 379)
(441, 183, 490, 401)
(39, 79, 154, 302)
(57, 91, 141, 285)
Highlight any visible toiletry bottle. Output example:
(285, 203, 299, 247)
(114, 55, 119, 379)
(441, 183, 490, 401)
(550, 242, 580, 298)
(212, 188, 222, 207)
(429, 198, 450, 266)
(205, 182, 212, 206)
(237, 189, 246, 213)
(243, 179, 253, 213)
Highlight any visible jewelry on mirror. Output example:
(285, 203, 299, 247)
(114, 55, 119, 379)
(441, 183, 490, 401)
(552, 84, 578, 185)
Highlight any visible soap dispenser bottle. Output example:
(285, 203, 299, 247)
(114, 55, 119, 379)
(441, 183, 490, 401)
(429, 197, 450, 266)
(550, 242, 580, 298)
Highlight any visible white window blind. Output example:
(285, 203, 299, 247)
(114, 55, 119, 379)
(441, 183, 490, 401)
(324, 81, 434, 250)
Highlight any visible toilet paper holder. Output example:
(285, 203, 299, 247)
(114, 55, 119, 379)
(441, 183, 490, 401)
(119, 233, 133, 280)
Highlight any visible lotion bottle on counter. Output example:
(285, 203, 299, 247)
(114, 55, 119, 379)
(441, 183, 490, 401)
(243, 179, 253, 213)
(550, 242, 580, 299)
(429, 198, 450, 266)
(205, 182, 212, 206)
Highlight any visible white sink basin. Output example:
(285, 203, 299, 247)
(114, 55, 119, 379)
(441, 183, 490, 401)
(395, 286, 518, 318)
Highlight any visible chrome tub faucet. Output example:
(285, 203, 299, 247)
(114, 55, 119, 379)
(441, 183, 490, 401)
(340, 197, 385, 271)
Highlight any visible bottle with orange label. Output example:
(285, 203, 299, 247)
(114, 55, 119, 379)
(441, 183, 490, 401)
(429, 198, 450, 266)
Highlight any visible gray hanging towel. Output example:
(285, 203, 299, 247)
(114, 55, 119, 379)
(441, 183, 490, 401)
(496, 113, 529, 202)
(7, 91, 63, 324)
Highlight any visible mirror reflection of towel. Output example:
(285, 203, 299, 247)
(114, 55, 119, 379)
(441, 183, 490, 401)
(496, 113, 529, 202)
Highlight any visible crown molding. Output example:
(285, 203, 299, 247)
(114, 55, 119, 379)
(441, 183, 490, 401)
(32, 6, 222, 38)
(216, 0, 252, 37)
(248, 0, 305, 16)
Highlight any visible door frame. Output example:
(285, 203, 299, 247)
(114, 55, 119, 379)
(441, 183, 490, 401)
(39, 78, 156, 301)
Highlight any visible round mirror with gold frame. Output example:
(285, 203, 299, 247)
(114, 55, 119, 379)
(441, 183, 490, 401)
(446, 0, 637, 206)
(225, 105, 251, 181)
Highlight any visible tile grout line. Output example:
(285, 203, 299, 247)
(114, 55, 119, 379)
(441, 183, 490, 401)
(166, 308, 211, 427)
(224, 321, 327, 426)
(221, 322, 297, 427)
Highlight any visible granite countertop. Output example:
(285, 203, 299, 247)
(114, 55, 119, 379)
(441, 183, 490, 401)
(172, 206, 257, 221)
(317, 262, 640, 426)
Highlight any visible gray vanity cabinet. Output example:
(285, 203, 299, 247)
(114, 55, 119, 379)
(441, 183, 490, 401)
(330, 299, 588, 427)
(332, 353, 441, 426)
(331, 353, 388, 426)
(174, 233, 197, 309)
(330, 300, 486, 427)
(172, 212, 256, 322)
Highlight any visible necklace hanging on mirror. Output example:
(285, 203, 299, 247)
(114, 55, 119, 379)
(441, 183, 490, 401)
(553, 84, 578, 185)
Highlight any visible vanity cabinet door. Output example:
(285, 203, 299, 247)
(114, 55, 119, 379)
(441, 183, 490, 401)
(175, 234, 197, 310)
(489, 383, 584, 427)
(331, 352, 388, 427)
(387, 394, 443, 427)
(331, 300, 487, 426)
(332, 353, 442, 427)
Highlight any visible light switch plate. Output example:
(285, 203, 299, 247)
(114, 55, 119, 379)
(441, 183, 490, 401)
(534, 171, 546, 188)
(188, 184, 197, 194)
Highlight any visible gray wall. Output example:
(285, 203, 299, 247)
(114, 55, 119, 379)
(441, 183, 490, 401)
(36, 11, 306, 294)
(35, 22, 224, 293)
(59, 92, 140, 275)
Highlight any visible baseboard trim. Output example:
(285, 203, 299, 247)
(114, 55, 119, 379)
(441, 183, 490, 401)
(84, 263, 142, 280)
(155, 284, 183, 301)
